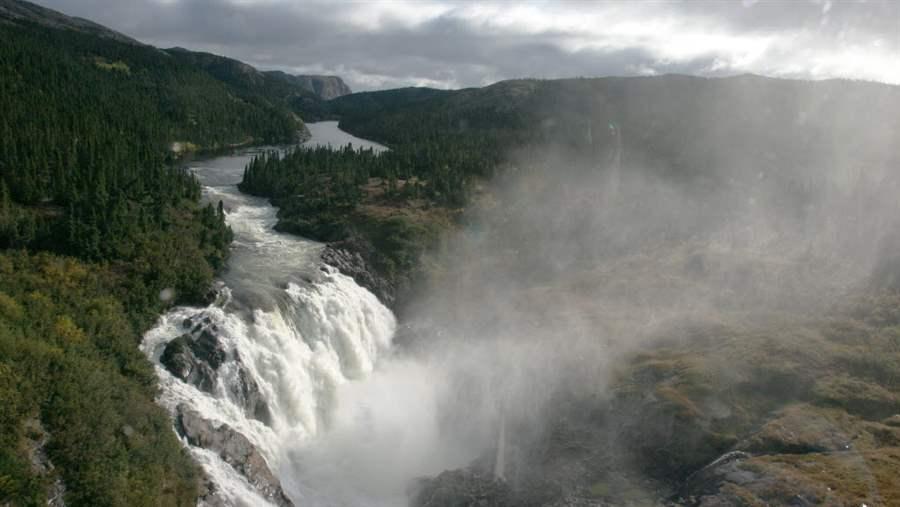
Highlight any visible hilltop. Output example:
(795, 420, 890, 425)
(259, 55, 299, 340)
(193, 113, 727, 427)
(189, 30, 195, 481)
(0, 0, 138, 44)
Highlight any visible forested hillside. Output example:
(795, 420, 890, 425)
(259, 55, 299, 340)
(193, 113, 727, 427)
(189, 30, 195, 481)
(164, 47, 350, 118)
(0, 7, 310, 505)
(335, 75, 900, 172)
(0, 0, 138, 43)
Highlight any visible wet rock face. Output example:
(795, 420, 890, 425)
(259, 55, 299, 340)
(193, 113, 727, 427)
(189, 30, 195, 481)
(161, 317, 271, 425)
(321, 245, 395, 306)
(193, 330, 226, 369)
(160, 334, 218, 392)
(229, 363, 272, 426)
(197, 474, 229, 507)
(175, 404, 294, 507)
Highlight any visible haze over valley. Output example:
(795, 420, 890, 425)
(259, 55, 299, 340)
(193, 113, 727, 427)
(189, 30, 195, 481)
(2, 2, 900, 507)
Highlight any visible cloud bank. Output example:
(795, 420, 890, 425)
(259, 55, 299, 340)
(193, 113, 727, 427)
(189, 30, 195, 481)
(33, 0, 900, 91)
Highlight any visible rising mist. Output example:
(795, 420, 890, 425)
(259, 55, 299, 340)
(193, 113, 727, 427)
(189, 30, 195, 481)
(359, 75, 900, 504)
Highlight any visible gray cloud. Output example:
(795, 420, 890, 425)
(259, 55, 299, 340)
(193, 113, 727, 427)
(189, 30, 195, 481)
(31, 0, 900, 91)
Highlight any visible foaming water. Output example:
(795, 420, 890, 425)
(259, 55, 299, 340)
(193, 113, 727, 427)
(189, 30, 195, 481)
(141, 266, 398, 471)
(140, 127, 453, 506)
(284, 357, 473, 506)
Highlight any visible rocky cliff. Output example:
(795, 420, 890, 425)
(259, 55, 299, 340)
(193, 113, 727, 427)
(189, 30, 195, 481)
(264, 71, 352, 100)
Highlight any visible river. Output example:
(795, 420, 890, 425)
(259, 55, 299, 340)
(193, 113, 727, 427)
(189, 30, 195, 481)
(141, 122, 466, 506)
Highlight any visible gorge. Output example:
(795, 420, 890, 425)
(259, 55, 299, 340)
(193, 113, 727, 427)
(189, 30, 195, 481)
(142, 124, 465, 507)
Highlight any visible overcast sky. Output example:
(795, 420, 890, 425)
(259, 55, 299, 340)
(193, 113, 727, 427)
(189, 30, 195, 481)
(32, 0, 900, 92)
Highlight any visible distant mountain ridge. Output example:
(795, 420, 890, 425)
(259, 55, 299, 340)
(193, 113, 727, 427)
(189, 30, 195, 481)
(2, 0, 351, 102)
(166, 47, 352, 101)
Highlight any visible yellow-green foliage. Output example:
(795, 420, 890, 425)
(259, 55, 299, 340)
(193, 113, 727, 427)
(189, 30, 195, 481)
(608, 290, 900, 496)
(92, 57, 130, 74)
(0, 252, 199, 506)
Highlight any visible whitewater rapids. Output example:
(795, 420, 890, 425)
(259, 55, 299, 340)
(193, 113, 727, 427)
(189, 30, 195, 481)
(141, 124, 470, 506)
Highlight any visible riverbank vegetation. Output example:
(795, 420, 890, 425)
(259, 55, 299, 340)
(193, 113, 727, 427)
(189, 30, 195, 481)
(0, 17, 308, 506)
(239, 146, 458, 300)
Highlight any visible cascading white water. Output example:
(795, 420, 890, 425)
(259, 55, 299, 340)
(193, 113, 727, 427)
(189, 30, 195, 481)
(140, 124, 471, 507)
(141, 260, 397, 444)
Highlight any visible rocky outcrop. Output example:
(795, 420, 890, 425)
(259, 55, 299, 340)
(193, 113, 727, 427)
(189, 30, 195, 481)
(23, 418, 66, 507)
(174, 404, 293, 507)
(675, 450, 836, 506)
(303, 75, 351, 100)
(672, 401, 900, 506)
(264, 71, 352, 100)
(229, 359, 272, 426)
(410, 469, 514, 507)
(678, 455, 751, 505)
(160, 333, 220, 393)
(321, 244, 395, 307)
(197, 474, 229, 507)
(162, 316, 272, 425)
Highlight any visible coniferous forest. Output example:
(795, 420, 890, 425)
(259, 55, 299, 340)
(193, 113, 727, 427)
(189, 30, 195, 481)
(0, 18, 304, 506)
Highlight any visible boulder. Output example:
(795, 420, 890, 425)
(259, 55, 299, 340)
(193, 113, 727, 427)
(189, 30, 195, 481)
(160, 317, 227, 393)
(163, 320, 273, 425)
(160, 335, 217, 392)
(193, 329, 226, 369)
(175, 404, 293, 507)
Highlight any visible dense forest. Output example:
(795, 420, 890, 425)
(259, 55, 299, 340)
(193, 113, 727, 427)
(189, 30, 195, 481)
(164, 47, 350, 121)
(236, 85, 539, 294)
(238, 146, 455, 296)
(240, 139, 484, 209)
(0, 15, 312, 506)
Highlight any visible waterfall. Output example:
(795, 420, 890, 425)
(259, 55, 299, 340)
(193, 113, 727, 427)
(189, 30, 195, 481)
(140, 131, 400, 506)
(493, 413, 506, 481)
(141, 125, 472, 506)
(142, 261, 397, 506)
